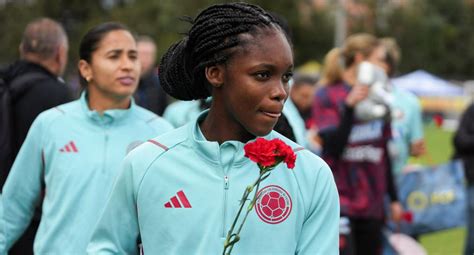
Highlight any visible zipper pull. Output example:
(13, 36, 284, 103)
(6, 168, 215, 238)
(224, 176, 229, 190)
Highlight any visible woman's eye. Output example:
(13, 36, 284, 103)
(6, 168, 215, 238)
(282, 72, 293, 82)
(255, 72, 270, 80)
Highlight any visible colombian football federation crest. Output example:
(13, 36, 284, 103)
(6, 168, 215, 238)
(255, 185, 292, 224)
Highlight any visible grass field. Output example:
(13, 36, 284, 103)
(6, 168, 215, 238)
(409, 123, 466, 255)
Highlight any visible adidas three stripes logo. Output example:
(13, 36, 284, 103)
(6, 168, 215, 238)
(59, 141, 78, 153)
(164, 190, 192, 208)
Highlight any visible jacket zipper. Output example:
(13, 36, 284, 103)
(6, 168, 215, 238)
(222, 175, 229, 237)
(102, 128, 109, 173)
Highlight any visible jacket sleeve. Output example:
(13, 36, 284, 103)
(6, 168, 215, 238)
(1, 116, 45, 252)
(454, 104, 474, 154)
(296, 160, 339, 254)
(87, 157, 141, 255)
(318, 104, 354, 157)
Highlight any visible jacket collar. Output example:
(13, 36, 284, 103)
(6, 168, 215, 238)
(188, 110, 275, 167)
(80, 91, 136, 126)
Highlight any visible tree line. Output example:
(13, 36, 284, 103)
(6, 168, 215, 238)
(1, 0, 474, 80)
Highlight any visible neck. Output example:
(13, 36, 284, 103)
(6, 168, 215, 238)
(199, 105, 254, 145)
(23, 55, 59, 77)
(87, 88, 131, 114)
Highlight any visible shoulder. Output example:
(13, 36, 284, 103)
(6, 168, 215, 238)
(29, 76, 70, 94)
(123, 126, 189, 185)
(315, 86, 329, 98)
(163, 100, 201, 127)
(131, 105, 174, 131)
(19, 77, 72, 105)
(27, 100, 80, 137)
(36, 100, 79, 122)
(270, 131, 329, 171)
(126, 125, 189, 169)
(164, 100, 200, 114)
(315, 82, 348, 101)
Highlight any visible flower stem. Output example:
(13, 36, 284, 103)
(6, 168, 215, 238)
(222, 187, 250, 255)
(223, 169, 271, 255)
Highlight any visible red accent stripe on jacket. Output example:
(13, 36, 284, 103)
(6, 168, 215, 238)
(148, 140, 168, 151)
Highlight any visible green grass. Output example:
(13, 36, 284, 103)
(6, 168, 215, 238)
(409, 123, 455, 166)
(420, 228, 465, 255)
(409, 124, 466, 254)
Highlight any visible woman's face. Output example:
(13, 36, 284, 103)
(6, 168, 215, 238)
(214, 29, 293, 138)
(291, 83, 316, 112)
(367, 45, 389, 74)
(84, 30, 140, 100)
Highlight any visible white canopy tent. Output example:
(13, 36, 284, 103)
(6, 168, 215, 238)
(391, 70, 464, 97)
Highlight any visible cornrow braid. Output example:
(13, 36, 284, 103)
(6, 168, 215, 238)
(159, 2, 284, 100)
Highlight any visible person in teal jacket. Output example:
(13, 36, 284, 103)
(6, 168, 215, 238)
(163, 97, 211, 128)
(88, 3, 339, 255)
(377, 38, 425, 175)
(0, 22, 173, 254)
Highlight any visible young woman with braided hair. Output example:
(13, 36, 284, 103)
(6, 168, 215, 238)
(87, 3, 339, 254)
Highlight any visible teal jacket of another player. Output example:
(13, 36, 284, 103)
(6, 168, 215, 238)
(0, 92, 173, 254)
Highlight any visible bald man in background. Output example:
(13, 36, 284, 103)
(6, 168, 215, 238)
(0, 17, 72, 255)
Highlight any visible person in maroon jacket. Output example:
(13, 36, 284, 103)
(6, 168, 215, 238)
(311, 34, 402, 255)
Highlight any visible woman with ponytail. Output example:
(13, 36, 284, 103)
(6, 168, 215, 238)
(88, 3, 339, 254)
(1, 22, 172, 254)
(311, 34, 402, 255)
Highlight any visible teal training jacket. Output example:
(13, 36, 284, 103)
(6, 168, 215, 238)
(0, 92, 173, 254)
(87, 111, 339, 255)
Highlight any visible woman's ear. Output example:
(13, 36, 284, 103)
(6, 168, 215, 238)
(78, 60, 92, 82)
(205, 65, 224, 88)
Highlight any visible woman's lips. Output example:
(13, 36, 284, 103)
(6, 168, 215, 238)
(261, 111, 282, 118)
(117, 77, 135, 85)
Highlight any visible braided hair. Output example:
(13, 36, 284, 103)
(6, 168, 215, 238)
(159, 2, 288, 100)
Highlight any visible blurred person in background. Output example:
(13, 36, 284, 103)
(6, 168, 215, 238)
(270, 12, 308, 145)
(134, 35, 168, 116)
(311, 33, 402, 255)
(0, 22, 172, 254)
(453, 102, 474, 255)
(279, 73, 318, 149)
(163, 98, 211, 128)
(289, 73, 318, 127)
(377, 37, 425, 176)
(0, 17, 73, 255)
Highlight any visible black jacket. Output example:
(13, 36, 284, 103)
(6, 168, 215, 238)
(134, 71, 168, 116)
(3, 60, 73, 169)
(454, 103, 474, 184)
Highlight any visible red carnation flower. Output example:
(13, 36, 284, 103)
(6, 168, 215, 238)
(244, 138, 296, 169)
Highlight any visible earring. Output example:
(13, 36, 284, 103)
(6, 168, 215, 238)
(86, 77, 91, 82)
